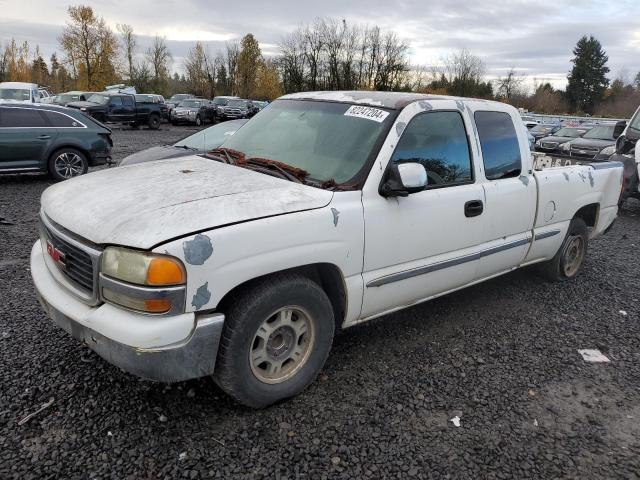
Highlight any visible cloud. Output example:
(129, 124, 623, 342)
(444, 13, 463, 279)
(0, 0, 638, 90)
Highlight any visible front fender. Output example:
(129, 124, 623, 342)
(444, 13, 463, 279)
(154, 191, 365, 322)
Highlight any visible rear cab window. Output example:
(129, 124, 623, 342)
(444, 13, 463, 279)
(474, 111, 522, 180)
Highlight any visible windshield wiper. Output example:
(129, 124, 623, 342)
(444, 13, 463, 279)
(205, 147, 242, 165)
(243, 157, 308, 183)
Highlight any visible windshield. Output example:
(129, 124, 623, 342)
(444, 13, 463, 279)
(555, 127, 586, 138)
(175, 120, 244, 150)
(530, 125, 552, 134)
(86, 94, 109, 105)
(227, 99, 247, 107)
(179, 100, 202, 108)
(56, 94, 80, 103)
(213, 97, 232, 106)
(221, 99, 394, 184)
(0, 88, 30, 101)
(583, 125, 615, 140)
(170, 94, 190, 102)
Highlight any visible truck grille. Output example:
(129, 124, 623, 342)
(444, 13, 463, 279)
(540, 141, 558, 149)
(570, 146, 599, 158)
(40, 215, 102, 304)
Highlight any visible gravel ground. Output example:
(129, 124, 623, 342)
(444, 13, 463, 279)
(1, 126, 639, 479)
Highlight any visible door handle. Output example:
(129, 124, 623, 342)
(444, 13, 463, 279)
(37, 135, 51, 140)
(464, 200, 484, 217)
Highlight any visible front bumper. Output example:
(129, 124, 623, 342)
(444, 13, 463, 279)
(31, 241, 224, 382)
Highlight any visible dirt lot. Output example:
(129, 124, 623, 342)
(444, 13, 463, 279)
(1, 124, 639, 479)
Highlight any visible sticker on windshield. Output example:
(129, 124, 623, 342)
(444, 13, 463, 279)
(344, 105, 389, 123)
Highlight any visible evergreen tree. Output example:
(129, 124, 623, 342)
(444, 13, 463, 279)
(566, 35, 609, 114)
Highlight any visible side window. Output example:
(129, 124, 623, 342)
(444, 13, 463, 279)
(474, 111, 522, 180)
(391, 111, 473, 187)
(123, 96, 134, 106)
(1, 108, 48, 127)
(110, 96, 123, 106)
(43, 111, 82, 128)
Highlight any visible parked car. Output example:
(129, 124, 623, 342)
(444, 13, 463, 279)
(568, 121, 626, 160)
(119, 119, 248, 166)
(0, 82, 41, 103)
(211, 95, 239, 113)
(166, 94, 194, 116)
(52, 91, 96, 107)
(66, 92, 163, 129)
(0, 103, 112, 180)
(529, 123, 562, 141)
(613, 105, 640, 204)
(38, 87, 55, 104)
(170, 98, 216, 126)
(217, 99, 259, 120)
(31, 91, 623, 408)
(535, 126, 589, 154)
(521, 115, 539, 129)
(135, 94, 169, 120)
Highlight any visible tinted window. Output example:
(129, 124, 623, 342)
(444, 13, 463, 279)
(391, 111, 472, 187)
(43, 111, 83, 127)
(110, 97, 123, 106)
(0, 108, 47, 127)
(475, 111, 521, 180)
(122, 96, 134, 106)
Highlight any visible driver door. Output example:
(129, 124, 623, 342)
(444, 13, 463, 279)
(361, 110, 486, 318)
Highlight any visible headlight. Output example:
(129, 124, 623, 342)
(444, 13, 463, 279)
(535, 140, 541, 146)
(561, 142, 571, 151)
(80, 107, 86, 111)
(599, 145, 616, 156)
(100, 247, 186, 314)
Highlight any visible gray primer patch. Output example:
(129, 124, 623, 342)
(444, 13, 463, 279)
(519, 175, 530, 186)
(418, 101, 433, 111)
(395, 122, 406, 136)
(562, 172, 570, 181)
(191, 282, 211, 309)
(588, 171, 594, 187)
(183, 234, 213, 265)
(455, 100, 465, 111)
(578, 172, 587, 183)
(331, 208, 340, 227)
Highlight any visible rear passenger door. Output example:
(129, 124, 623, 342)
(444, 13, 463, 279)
(473, 110, 536, 278)
(0, 107, 58, 170)
(120, 95, 136, 121)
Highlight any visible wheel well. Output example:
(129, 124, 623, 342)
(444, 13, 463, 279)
(217, 264, 347, 331)
(573, 203, 599, 228)
(48, 145, 91, 165)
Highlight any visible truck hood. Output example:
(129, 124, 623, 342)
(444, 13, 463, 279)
(66, 100, 101, 110)
(41, 156, 334, 249)
(118, 146, 196, 166)
(569, 138, 614, 149)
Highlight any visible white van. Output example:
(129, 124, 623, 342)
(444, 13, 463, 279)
(0, 82, 41, 103)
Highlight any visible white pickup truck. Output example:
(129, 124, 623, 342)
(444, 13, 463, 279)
(31, 91, 624, 407)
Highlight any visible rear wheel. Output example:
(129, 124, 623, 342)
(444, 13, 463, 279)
(48, 148, 88, 181)
(214, 273, 335, 408)
(195, 114, 202, 127)
(537, 217, 588, 281)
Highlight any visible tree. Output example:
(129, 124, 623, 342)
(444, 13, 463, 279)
(235, 34, 262, 98)
(59, 5, 118, 90)
(117, 24, 136, 83)
(496, 68, 525, 100)
(146, 35, 172, 94)
(566, 35, 609, 114)
(634, 72, 640, 91)
(225, 41, 240, 95)
(184, 41, 208, 96)
(254, 60, 283, 100)
(31, 48, 50, 86)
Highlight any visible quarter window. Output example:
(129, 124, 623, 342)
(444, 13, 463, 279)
(0, 108, 47, 127)
(110, 97, 123, 106)
(122, 96, 134, 106)
(475, 111, 522, 180)
(391, 111, 473, 187)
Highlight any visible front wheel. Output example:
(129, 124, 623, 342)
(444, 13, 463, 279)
(48, 148, 89, 181)
(214, 273, 335, 408)
(537, 217, 588, 281)
(195, 114, 202, 127)
(147, 114, 161, 130)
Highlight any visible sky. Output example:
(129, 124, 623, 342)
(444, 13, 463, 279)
(0, 0, 638, 91)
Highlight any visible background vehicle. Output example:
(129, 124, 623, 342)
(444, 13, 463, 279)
(521, 115, 539, 129)
(0, 104, 112, 180)
(211, 95, 239, 116)
(535, 126, 589, 154)
(67, 92, 163, 130)
(31, 92, 623, 408)
(218, 99, 258, 120)
(614, 105, 640, 204)
(0, 82, 41, 103)
(52, 91, 96, 107)
(171, 98, 216, 126)
(136, 94, 169, 121)
(167, 93, 194, 116)
(38, 87, 55, 104)
(529, 123, 562, 141)
(119, 119, 247, 166)
(568, 121, 626, 160)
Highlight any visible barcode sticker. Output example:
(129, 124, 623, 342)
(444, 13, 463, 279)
(344, 105, 389, 123)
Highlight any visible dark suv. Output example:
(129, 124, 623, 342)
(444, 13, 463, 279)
(0, 104, 112, 180)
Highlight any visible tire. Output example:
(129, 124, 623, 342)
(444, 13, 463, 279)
(48, 148, 89, 181)
(171, 120, 178, 126)
(147, 114, 161, 130)
(195, 114, 202, 127)
(537, 217, 588, 282)
(214, 273, 335, 408)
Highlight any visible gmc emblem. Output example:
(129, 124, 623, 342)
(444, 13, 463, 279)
(46, 241, 66, 269)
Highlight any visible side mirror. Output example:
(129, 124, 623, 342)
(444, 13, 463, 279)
(380, 162, 428, 197)
(613, 121, 626, 140)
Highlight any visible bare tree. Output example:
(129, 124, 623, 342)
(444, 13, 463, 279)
(225, 41, 240, 95)
(146, 35, 172, 94)
(496, 68, 525, 100)
(116, 24, 136, 82)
